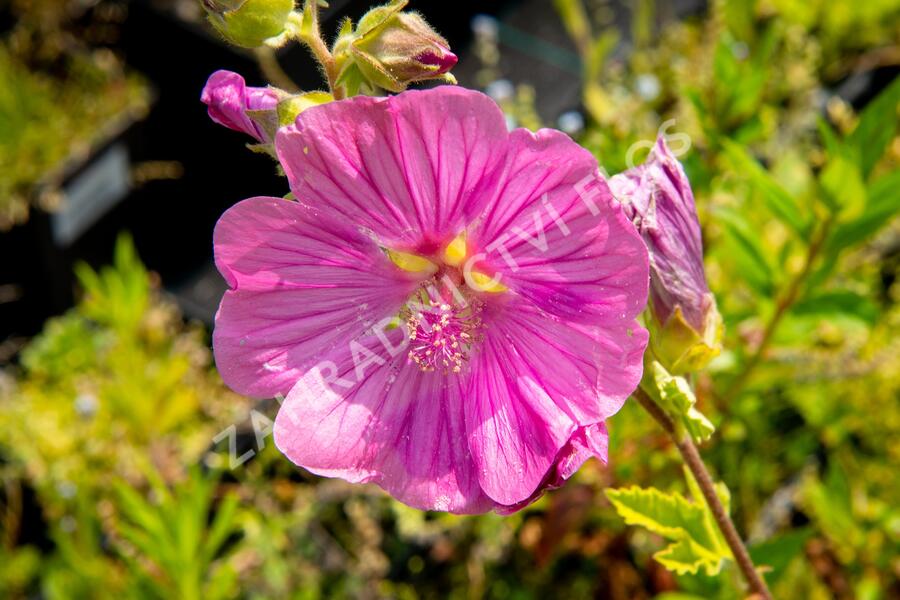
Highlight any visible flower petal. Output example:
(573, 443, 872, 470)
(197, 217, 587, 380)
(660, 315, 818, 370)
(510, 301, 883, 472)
(273, 335, 494, 514)
(465, 300, 645, 506)
(494, 422, 609, 515)
(275, 86, 509, 250)
(201, 70, 278, 142)
(213, 196, 419, 398)
(470, 128, 649, 328)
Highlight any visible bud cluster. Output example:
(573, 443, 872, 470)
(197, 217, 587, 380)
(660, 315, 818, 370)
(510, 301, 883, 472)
(333, 0, 458, 93)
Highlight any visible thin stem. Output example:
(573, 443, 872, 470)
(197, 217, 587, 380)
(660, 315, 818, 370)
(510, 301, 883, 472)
(726, 216, 833, 399)
(633, 388, 773, 600)
(294, 2, 344, 99)
(253, 47, 300, 92)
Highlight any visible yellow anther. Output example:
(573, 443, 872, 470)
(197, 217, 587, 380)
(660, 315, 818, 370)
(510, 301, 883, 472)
(386, 249, 438, 274)
(466, 270, 508, 293)
(443, 232, 467, 266)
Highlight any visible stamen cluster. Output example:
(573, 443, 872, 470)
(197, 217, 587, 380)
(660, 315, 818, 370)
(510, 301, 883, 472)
(405, 295, 481, 374)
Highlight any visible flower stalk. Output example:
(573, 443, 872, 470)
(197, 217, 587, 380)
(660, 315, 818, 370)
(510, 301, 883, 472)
(633, 387, 773, 600)
(290, 2, 344, 99)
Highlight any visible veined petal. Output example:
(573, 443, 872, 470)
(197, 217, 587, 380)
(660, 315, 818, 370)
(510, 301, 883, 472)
(495, 422, 609, 516)
(213, 196, 419, 398)
(464, 300, 646, 506)
(470, 128, 649, 328)
(487, 300, 648, 423)
(273, 336, 494, 514)
(275, 86, 509, 250)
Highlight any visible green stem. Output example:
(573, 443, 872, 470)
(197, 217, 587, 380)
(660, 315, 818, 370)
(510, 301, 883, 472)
(292, 2, 344, 99)
(633, 388, 773, 600)
(726, 216, 834, 399)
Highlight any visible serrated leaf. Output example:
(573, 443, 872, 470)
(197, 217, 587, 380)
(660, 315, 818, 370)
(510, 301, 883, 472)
(654, 538, 724, 576)
(721, 140, 810, 237)
(645, 361, 715, 442)
(605, 485, 731, 576)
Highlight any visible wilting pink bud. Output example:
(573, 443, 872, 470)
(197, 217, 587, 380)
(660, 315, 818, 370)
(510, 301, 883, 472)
(201, 70, 280, 143)
(346, 0, 457, 92)
(609, 137, 722, 374)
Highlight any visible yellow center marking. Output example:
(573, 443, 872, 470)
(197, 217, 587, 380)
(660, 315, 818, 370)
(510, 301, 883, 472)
(467, 270, 508, 293)
(386, 249, 438, 274)
(442, 231, 467, 266)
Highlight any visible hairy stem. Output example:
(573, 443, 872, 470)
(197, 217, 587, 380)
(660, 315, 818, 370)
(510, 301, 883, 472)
(295, 1, 344, 99)
(726, 216, 833, 399)
(633, 388, 773, 600)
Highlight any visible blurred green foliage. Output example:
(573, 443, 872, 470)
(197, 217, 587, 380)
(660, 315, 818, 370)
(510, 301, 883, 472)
(556, 0, 900, 597)
(1, 0, 899, 598)
(0, 0, 149, 229)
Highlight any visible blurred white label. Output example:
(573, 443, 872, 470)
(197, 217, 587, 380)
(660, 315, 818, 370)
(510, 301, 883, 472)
(52, 144, 130, 246)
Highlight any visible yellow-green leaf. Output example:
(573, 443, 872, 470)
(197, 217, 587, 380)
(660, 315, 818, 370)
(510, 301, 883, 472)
(605, 484, 732, 576)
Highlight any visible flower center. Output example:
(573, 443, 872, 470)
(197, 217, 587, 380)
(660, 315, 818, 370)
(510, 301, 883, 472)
(404, 287, 482, 374)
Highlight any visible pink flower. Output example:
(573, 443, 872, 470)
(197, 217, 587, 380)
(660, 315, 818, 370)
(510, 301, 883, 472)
(201, 70, 279, 143)
(213, 87, 649, 513)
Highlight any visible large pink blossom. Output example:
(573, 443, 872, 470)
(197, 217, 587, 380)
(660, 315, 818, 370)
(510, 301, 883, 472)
(213, 86, 649, 513)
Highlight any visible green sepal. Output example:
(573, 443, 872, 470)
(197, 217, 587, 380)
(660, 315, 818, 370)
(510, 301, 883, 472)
(641, 360, 715, 443)
(276, 91, 334, 126)
(208, 0, 295, 48)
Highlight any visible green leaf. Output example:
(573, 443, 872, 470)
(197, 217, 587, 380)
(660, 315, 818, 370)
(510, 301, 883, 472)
(605, 485, 731, 576)
(847, 75, 900, 178)
(654, 538, 723, 576)
(682, 465, 731, 549)
(791, 290, 879, 326)
(202, 493, 241, 564)
(749, 528, 813, 585)
(721, 139, 810, 236)
(716, 208, 776, 297)
(826, 168, 900, 252)
(644, 361, 715, 442)
(819, 154, 867, 218)
(816, 116, 849, 161)
(803, 462, 864, 549)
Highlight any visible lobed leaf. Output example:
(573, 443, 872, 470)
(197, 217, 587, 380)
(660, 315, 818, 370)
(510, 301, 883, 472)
(605, 485, 731, 576)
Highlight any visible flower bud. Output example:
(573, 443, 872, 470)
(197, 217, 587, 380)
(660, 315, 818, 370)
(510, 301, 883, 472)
(344, 0, 457, 92)
(202, 0, 295, 48)
(609, 137, 722, 374)
(201, 70, 281, 143)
